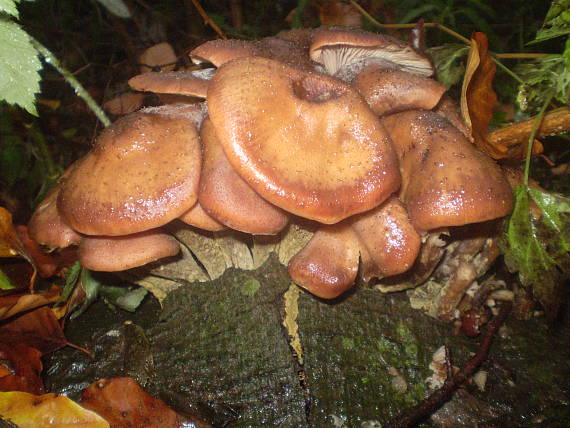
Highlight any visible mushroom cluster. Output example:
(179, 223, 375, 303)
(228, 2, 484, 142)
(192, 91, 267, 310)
(29, 27, 514, 300)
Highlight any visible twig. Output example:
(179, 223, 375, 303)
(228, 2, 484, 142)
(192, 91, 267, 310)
(383, 302, 512, 428)
(190, 0, 227, 40)
(31, 38, 111, 128)
(488, 106, 570, 150)
(524, 95, 554, 185)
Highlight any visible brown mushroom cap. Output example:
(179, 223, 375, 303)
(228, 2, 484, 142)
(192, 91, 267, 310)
(288, 223, 360, 299)
(309, 27, 433, 77)
(198, 118, 289, 235)
(208, 56, 400, 224)
(350, 196, 421, 280)
(28, 182, 82, 249)
(190, 37, 313, 70)
(58, 107, 202, 236)
(128, 69, 215, 99)
(433, 95, 473, 141)
(353, 64, 446, 116)
(179, 201, 226, 232)
(381, 110, 514, 231)
(79, 229, 180, 271)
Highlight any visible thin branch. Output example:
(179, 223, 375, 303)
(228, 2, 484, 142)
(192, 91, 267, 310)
(31, 38, 111, 128)
(190, 0, 227, 40)
(383, 302, 512, 428)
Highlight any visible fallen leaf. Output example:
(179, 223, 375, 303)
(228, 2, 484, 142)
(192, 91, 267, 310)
(460, 33, 507, 159)
(0, 306, 73, 354)
(0, 286, 60, 321)
(138, 42, 177, 73)
(0, 391, 109, 428)
(0, 343, 44, 394)
(16, 226, 60, 278)
(81, 377, 180, 428)
(0, 207, 37, 289)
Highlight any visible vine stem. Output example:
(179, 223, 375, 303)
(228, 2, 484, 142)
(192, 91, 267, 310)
(30, 38, 111, 128)
(523, 94, 554, 186)
(30, 37, 111, 127)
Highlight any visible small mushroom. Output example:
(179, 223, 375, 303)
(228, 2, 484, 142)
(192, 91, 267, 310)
(207, 56, 400, 223)
(28, 164, 82, 249)
(381, 110, 513, 231)
(79, 229, 180, 271)
(128, 69, 215, 99)
(58, 105, 203, 236)
(288, 223, 360, 299)
(350, 196, 421, 280)
(198, 117, 289, 235)
(309, 27, 433, 78)
(352, 63, 446, 116)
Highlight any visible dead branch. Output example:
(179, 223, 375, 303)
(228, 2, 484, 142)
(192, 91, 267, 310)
(383, 302, 512, 428)
(191, 0, 228, 40)
(489, 107, 570, 148)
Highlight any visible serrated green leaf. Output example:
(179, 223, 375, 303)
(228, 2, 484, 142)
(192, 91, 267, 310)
(530, 0, 570, 43)
(0, 268, 16, 290)
(0, 0, 20, 18)
(504, 185, 569, 321)
(0, 18, 41, 115)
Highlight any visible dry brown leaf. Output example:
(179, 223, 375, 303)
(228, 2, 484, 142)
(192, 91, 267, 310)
(0, 306, 74, 355)
(138, 42, 177, 74)
(319, 1, 362, 26)
(0, 391, 109, 428)
(81, 377, 180, 428)
(0, 286, 60, 321)
(0, 207, 37, 289)
(460, 33, 507, 159)
(0, 343, 44, 394)
(103, 92, 145, 115)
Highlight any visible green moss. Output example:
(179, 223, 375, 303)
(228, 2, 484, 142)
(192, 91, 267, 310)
(240, 278, 261, 297)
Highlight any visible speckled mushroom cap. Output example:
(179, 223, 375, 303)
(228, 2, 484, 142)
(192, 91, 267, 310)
(350, 196, 420, 280)
(58, 107, 203, 236)
(198, 117, 289, 235)
(79, 229, 180, 271)
(207, 56, 400, 224)
(309, 27, 433, 77)
(353, 63, 446, 116)
(288, 223, 360, 299)
(190, 37, 313, 70)
(128, 69, 215, 99)
(381, 110, 514, 231)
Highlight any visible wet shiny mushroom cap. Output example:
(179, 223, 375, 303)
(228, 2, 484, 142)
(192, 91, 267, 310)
(382, 110, 514, 231)
(128, 69, 215, 99)
(207, 56, 400, 224)
(58, 107, 202, 236)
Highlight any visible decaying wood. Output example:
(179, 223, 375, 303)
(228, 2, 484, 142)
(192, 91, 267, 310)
(488, 106, 570, 148)
(383, 302, 512, 428)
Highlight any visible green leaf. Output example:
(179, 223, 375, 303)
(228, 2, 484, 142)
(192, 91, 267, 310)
(99, 285, 148, 312)
(516, 54, 570, 113)
(530, 0, 570, 43)
(70, 267, 102, 320)
(427, 44, 469, 88)
(0, 268, 16, 290)
(0, 0, 20, 18)
(56, 261, 81, 304)
(504, 185, 570, 321)
(0, 18, 41, 115)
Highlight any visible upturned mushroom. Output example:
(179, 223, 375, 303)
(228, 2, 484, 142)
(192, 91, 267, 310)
(207, 56, 400, 223)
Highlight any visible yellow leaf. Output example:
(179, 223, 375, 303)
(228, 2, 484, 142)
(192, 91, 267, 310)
(0, 391, 109, 428)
